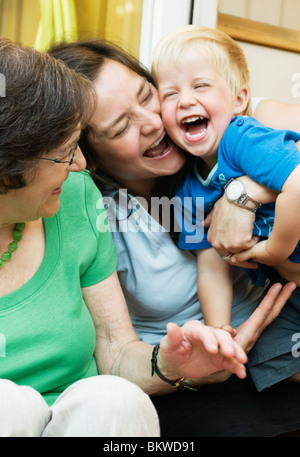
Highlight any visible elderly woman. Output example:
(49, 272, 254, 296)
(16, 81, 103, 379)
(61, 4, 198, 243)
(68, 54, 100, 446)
(49, 39, 300, 437)
(0, 38, 269, 438)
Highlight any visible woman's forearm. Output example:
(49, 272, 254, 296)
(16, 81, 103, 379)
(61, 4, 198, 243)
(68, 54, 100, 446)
(82, 271, 176, 395)
(266, 198, 300, 262)
(267, 165, 300, 262)
(254, 99, 300, 133)
(82, 271, 249, 394)
(82, 271, 295, 395)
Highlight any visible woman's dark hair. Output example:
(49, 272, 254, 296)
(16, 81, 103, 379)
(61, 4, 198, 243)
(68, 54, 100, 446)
(0, 38, 95, 194)
(49, 40, 191, 199)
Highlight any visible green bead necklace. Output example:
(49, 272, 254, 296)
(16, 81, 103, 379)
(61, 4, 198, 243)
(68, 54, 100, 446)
(0, 222, 25, 267)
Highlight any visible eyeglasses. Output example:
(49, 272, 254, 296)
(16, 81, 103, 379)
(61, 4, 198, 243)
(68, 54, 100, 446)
(41, 145, 78, 168)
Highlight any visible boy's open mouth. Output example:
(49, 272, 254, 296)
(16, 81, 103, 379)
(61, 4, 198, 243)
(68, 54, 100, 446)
(181, 116, 208, 140)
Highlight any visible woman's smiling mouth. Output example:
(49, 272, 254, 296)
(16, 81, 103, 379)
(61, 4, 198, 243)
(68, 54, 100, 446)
(51, 187, 62, 195)
(144, 131, 171, 158)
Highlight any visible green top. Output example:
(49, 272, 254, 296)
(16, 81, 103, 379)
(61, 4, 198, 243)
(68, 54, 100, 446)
(0, 171, 117, 406)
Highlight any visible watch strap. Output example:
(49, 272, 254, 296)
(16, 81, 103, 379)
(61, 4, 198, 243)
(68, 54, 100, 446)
(224, 178, 262, 213)
(236, 194, 262, 213)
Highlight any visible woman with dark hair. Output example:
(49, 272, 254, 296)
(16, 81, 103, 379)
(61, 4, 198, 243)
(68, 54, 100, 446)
(50, 39, 300, 437)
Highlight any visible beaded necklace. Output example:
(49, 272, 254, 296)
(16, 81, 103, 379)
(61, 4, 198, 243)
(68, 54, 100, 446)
(0, 222, 25, 267)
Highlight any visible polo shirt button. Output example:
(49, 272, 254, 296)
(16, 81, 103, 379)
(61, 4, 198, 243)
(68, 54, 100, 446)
(236, 119, 244, 126)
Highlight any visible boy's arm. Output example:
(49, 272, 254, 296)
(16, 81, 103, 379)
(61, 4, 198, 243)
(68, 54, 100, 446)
(205, 142, 300, 262)
(232, 163, 300, 265)
(197, 248, 233, 328)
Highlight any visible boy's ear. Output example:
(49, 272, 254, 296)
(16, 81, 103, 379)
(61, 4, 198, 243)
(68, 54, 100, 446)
(234, 86, 250, 115)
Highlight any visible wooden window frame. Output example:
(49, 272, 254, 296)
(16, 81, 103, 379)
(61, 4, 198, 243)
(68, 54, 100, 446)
(217, 12, 300, 53)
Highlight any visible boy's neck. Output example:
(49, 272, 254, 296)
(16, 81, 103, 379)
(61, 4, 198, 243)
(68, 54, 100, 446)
(198, 161, 211, 180)
(199, 154, 218, 179)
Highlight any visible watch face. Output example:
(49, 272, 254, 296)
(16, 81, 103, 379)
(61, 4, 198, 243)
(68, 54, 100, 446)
(226, 180, 244, 201)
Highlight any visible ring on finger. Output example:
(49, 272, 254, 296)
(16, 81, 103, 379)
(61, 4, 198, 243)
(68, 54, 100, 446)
(220, 253, 234, 262)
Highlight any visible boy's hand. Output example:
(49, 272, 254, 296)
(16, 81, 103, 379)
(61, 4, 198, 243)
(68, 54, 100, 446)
(231, 239, 285, 266)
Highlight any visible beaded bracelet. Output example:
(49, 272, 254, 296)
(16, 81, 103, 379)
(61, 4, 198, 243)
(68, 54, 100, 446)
(151, 344, 200, 391)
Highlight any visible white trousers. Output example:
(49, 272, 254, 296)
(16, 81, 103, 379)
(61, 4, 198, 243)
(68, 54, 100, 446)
(0, 376, 160, 437)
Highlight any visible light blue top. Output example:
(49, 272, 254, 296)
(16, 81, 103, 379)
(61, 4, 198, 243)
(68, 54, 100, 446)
(104, 189, 263, 344)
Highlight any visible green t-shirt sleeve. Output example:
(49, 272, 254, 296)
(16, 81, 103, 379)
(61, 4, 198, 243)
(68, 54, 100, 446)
(77, 171, 118, 287)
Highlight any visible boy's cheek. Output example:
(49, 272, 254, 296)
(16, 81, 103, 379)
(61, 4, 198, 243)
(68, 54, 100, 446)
(161, 104, 174, 125)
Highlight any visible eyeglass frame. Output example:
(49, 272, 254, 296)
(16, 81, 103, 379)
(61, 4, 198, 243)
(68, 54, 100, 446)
(40, 144, 78, 168)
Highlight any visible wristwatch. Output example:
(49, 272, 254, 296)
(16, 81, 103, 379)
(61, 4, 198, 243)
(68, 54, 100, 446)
(224, 178, 262, 213)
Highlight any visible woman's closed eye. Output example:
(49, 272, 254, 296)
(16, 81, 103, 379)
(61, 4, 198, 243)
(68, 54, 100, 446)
(44, 143, 78, 163)
(112, 89, 154, 138)
(113, 119, 131, 139)
(58, 143, 78, 161)
(141, 86, 154, 104)
(66, 143, 78, 157)
(109, 82, 156, 139)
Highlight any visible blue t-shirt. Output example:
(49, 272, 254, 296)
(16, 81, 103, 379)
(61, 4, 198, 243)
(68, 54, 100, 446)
(175, 116, 300, 284)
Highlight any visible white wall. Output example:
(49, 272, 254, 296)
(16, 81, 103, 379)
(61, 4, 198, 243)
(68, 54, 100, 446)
(238, 40, 300, 104)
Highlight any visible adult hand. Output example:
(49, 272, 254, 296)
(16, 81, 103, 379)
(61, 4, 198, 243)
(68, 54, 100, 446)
(234, 281, 296, 353)
(205, 194, 258, 264)
(190, 281, 296, 386)
(204, 176, 277, 266)
(158, 320, 248, 382)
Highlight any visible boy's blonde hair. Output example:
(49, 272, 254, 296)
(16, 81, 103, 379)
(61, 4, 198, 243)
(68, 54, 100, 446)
(151, 25, 251, 116)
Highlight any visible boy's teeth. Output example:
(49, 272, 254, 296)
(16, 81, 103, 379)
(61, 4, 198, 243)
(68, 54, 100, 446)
(185, 130, 207, 139)
(182, 116, 204, 123)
